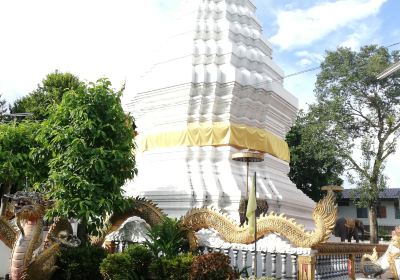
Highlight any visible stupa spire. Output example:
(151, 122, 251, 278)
(125, 0, 315, 228)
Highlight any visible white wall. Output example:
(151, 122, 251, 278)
(338, 200, 400, 227)
(0, 242, 11, 277)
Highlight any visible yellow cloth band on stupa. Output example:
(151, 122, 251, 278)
(138, 122, 290, 162)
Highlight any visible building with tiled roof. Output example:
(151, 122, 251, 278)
(338, 188, 400, 233)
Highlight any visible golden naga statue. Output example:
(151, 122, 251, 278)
(0, 191, 80, 280)
(96, 190, 337, 251)
(83, 190, 337, 252)
(93, 191, 337, 251)
(181, 189, 337, 249)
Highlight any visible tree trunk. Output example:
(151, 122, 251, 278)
(77, 218, 88, 246)
(0, 183, 11, 217)
(368, 206, 378, 244)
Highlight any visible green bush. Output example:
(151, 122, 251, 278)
(100, 253, 133, 280)
(100, 244, 153, 280)
(190, 252, 234, 280)
(51, 246, 107, 280)
(150, 253, 195, 280)
(145, 217, 188, 258)
(124, 244, 153, 276)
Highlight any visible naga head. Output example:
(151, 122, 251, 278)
(5, 191, 54, 221)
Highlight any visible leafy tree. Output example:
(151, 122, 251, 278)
(286, 111, 344, 202)
(10, 71, 82, 120)
(33, 78, 137, 241)
(0, 93, 7, 123)
(0, 93, 7, 122)
(307, 45, 400, 243)
(0, 121, 40, 215)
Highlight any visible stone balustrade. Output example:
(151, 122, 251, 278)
(198, 245, 298, 279)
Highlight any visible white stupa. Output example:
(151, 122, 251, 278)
(124, 0, 315, 228)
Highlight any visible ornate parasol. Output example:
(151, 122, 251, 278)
(232, 150, 264, 197)
(232, 150, 264, 278)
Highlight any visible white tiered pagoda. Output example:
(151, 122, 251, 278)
(125, 0, 315, 228)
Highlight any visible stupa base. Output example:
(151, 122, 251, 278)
(124, 146, 316, 229)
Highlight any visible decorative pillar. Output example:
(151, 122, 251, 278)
(291, 254, 297, 280)
(281, 253, 287, 279)
(223, 248, 230, 257)
(233, 249, 239, 269)
(348, 254, 355, 280)
(271, 253, 277, 278)
(298, 255, 316, 280)
(315, 255, 321, 280)
(242, 250, 249, 275)
(251, 250, 256, 276)
(261, 251, 267, 276)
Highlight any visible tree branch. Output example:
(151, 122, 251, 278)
(390, 121, 400, 135)
(382, 137, 399, 161)
(347, 101, 378, 128)
(346, 155, 370, 180)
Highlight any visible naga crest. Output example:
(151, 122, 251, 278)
(5, 191, 54, 220)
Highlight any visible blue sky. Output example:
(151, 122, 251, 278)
(253, 0, 400, 108)
(0, 0, 399, 188)
(251, 0, 400, 189)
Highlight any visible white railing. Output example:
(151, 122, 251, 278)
(199, 245, 298, 279)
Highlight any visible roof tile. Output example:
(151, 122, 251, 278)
(341, 188, 400, 199)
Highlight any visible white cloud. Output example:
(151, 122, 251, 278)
(295, 50, 324, 67)
(0, 0, 180, 104)
(340, 23, 380, 49)
(270, 0, 387, 50)
(297, 58, 313, 67)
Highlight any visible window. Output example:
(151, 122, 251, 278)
(395, 201, 400, 219)
(357, 208, 368, 218)
(377, 206, 387, 218)
(338, 201, 349, 206)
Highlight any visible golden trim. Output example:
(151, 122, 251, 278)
(231, 151, 264, 162)
(138, 122, 290, 162)
(298, 256, 316, 280)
